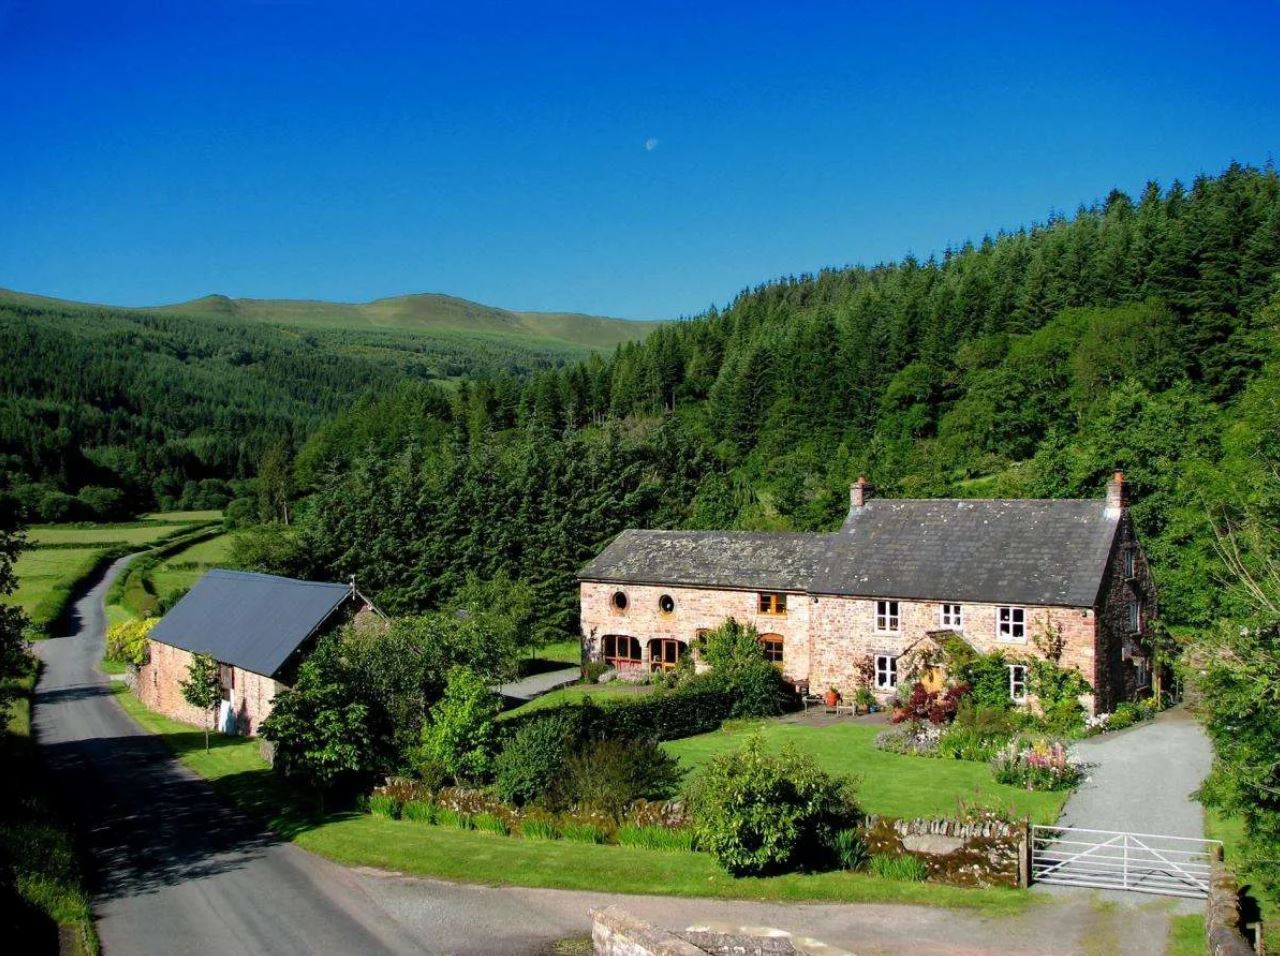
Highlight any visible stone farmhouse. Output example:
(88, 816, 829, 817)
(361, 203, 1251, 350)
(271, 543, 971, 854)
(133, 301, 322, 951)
(137, 569, 379, 736)
(579, 473, 1156, 714)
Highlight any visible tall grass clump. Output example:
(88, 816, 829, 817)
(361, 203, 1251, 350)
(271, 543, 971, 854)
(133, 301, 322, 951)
(870, 853, 928, 881)
(474, 812, 509, 836)
(437, 808, 475, 830)
(401, 799, 438, 824)
(520, 817, 560, 840)
(617, 825, 697, 852)
(560, 822, 606, 844)
(368, 793, 401, 819)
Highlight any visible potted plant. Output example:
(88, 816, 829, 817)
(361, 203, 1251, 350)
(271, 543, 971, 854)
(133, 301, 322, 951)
(824, 686, 841, 707)
(856, 686, 876, 713)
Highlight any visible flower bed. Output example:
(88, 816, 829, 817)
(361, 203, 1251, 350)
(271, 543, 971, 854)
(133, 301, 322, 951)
(989, 738, 1082, 791)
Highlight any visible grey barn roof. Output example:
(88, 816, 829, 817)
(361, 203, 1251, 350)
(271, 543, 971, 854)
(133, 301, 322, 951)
(149, 569, 353, 677)
(579, 530, 826, 591)
(813, 499, 1120, 607)
(581, 498, 1122, 608)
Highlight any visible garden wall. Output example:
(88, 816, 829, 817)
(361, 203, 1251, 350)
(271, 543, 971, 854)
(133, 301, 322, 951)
(863, 815, 1028, 888)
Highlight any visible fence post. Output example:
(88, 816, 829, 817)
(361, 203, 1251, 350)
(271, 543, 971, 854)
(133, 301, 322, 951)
(1123, 834, 1129, 890)
(1019, 822, 1032, 889)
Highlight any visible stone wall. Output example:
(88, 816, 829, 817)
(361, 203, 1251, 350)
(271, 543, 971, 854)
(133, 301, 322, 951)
(580, 581, 811, 683)
(1094, 514, 1160, 712)
(862, 815, 1028, 888)
(1206, 852, 1262, 956)
(807, 597, 1099, 711)
(137, 639, 285, 736)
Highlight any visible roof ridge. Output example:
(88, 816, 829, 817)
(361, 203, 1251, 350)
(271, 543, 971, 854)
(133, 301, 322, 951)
(205, 568, 350, 589)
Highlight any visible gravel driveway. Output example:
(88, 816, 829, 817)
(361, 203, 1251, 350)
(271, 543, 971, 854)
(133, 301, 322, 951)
(1035, 705, 1215, 911)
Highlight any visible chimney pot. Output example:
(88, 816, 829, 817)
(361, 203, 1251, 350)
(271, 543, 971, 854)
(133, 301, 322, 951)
(851, 475, 875, 509)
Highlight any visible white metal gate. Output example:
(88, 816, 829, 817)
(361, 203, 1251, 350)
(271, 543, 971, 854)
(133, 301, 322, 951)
(1031, 825, 1221, 899)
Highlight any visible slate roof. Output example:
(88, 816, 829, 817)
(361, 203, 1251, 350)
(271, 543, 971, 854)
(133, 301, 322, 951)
(149, 569, 353, 677)
(579, 530, 827, 591)
(814, 499, 1119, 606)
(581, 498, 1121, 608)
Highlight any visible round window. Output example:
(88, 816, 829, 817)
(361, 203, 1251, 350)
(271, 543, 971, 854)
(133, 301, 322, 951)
(658, 594, 675, 614)
(611, 591, 628, 611)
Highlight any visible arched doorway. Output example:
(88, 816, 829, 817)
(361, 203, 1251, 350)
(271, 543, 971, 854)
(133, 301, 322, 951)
(602, 634, 643, 671)
(648, 638, 687, 672)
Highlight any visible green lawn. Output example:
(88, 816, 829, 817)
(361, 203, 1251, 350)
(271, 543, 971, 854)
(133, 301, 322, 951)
(664, 719, 1069, 824)
(1163, 914, 1205, 956)
(500, 682, 654, 719)
(533, 639, 581, 665)
(12, 547, 106, 626)
(111, 686, 1032, 914)
(26, 524, 186, 547)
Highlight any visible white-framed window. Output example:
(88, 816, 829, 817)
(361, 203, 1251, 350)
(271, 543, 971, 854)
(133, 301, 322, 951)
(940, 603, 963, 628)
(875, 654, 898, 689)
(1127, 600, 1141, 632)
(1124, 548, 1136, 578)
(997, 606, 1026, 642)
(875, 600, 900, 633)
(1008, 664, 1028, 703)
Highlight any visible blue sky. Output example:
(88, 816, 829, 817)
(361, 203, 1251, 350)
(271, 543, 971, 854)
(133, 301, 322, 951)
(1, 1, 1278, 321)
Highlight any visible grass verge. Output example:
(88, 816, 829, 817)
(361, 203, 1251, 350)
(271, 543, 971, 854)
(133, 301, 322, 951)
(1, 662, 99, 955)
(500, 681, 654, 719)
(1163, 913, 1205, 956)
(1205, 806, 1275, 954)
(111, 686, 1034, 914)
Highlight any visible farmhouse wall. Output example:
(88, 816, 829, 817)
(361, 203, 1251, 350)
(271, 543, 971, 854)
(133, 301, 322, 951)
(806, 596, 1099, 711)
(580, 581, 811, 682)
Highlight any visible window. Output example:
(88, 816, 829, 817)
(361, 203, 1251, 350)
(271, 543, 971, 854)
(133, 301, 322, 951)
(874, 654, 897, 689)
(875, 600, 900, 632)
(658, 594, 676, 614)
(649, 638, 686, 671)
(1124, 549, 1136, 578)
(1135, 658, 1151, 688)
(758, 592, 788, 615)
(1008, 664, 1028, 703)
(602, 635, 642, 667)
(1127, 600, 1141, 632)
(759, 633, 784, 665)
(940, 603, 963, 628)
(611, 591, 628, 611)
(997, 606, 1026, 642)
(218, 662, 234, 702)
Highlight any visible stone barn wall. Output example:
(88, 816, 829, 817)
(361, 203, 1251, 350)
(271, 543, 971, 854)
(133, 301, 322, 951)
(137, 639, 284, 736)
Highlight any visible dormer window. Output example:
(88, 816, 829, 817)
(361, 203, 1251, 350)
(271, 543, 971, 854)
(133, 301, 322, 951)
(758, 592, 787, 615)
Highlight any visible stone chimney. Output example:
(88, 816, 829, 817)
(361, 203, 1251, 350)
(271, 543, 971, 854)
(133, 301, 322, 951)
(1105, 470, 1128, 516)
(851, 475, 875, 509)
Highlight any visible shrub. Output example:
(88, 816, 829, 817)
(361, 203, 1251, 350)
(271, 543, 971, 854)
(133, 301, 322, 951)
(689, 735, 860, 877)
(368, 793, 401, 818)
(954, 652, 1015, 712)
(695, 619, 791, 717)
(401, 799, 438, 824)
(582, 660, 609, 683)
(553, 738, 683, 816)
(418, 666, 501, 785)
(474, 812, 509, 836)
(560, 822, 606, 844)
(828, 828, 869, 871)
(937, 725, 1007, 762)
(104, 617, 156, 666)
(892, 682, 968, 726)
(617, 825, 697, 852)
(874, 725, 941, 757)
(520, 816, 560, 840)
(870, 853, 927, 881)
(493, 711, 577, 806)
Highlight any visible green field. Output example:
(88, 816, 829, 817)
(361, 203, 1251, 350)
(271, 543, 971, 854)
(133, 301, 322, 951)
(14, 513, 220, 635)
(110, 686, 1029, 914)
(663, 719, 1069, 824)
(144, 533, 234, 606)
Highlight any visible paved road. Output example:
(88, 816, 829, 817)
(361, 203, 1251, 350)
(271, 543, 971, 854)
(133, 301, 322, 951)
(30, 555, 1190, 955)
(32, 556, 430, 956)
(495, 666, 580, 701)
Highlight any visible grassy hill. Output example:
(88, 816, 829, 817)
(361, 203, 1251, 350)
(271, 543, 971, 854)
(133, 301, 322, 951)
(0, 288, 659, 351)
